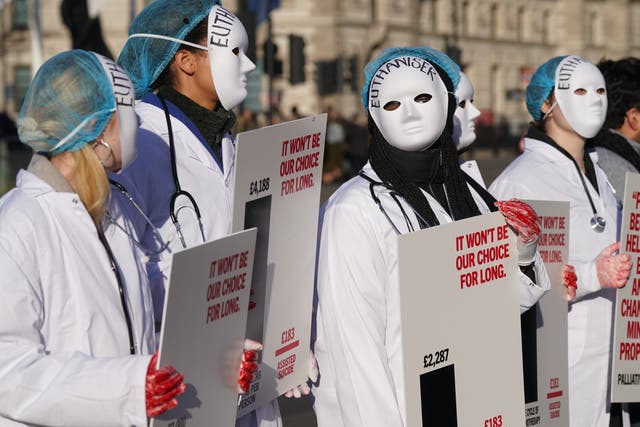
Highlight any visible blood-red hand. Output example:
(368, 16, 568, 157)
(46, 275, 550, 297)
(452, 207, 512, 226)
(146, 352, 186, 418)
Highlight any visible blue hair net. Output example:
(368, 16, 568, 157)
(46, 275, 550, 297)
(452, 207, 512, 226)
(526, 56, 567, 120)
(361, 46, 461, 111)
(117, 0, 220, 99)
(17, 50, 116, 155)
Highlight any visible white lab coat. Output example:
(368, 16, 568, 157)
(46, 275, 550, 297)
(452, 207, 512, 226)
(121, 95, 236, 327)
(489, 137, 620, 427)
(105, 172, 157, 355)
(0, 157, 152, 426)
(313, 162, 550, 427)
(120, 94, 281, 427)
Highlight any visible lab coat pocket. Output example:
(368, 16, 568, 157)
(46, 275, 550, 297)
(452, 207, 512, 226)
(567, 302, 588, 368)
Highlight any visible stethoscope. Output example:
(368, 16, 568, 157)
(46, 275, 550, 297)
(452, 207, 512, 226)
(358, 171, 434, 234)
(544, 134, 607, 232)
(158, 95, 206, 249)
(563, 148, 607, 232)
(358, 169, 501, 235)
(576, 164, 607, 232)
(106, 179, 170, 257)
(96, 226, 136, 355)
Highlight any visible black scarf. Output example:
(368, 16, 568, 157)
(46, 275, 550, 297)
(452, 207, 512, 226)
(157, 85, 236, 162)
(526, 126, 599, 193)
(588, 128, 640, 173)
(384, 143, 450, 214)
(367, 63, 482, 229)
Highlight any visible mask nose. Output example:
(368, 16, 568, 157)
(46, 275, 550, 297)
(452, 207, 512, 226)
(468, 102, 481, 121)
(585, 91, 605, 110)
(241, 53, 256, 74)
(401, 100, 420, 122)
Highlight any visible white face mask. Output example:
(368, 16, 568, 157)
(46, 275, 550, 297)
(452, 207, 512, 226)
(368, 56, 449, 151)
(207, 5, 256, 110)
(554, 56, 607, 139)
(453, 72, 481, 151)
(94, 53, 138, 172)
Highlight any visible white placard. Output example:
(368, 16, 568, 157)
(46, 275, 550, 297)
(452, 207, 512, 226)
(611, 172, 640, 402)
(152, 228, 257, 427)
(398, 212, 525, 427)
(232, 114, 327, 415)
(523, 200, 570, 426)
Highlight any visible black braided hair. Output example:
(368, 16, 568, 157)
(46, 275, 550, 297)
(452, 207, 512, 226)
(598, 57, 640, 130)
(368, 61, 482, 229)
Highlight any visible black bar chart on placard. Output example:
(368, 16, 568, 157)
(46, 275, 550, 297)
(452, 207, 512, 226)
(521, 304, 539, 404)
(243, 195, 272, 347)
(420, 364, 458, 426)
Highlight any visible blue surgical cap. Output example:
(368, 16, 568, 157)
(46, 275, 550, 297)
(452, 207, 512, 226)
(361, 46, 461, 111)
(526, 56, 567, 121)
(17, 50, 116, 155)
(117, 0, 220, 99)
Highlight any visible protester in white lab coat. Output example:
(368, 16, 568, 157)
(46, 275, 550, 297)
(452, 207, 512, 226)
(312, 46, 551, 427)
(117, 0, 252, 325)
(117, 1, 313, 425)
(453, 71, 482, 152)
(0, 50, 186, 426)
(489, 55, 633, 427)
(454, 71, 578, 298)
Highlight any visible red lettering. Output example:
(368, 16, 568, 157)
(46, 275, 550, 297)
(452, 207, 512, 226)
(496, 224, 508, 240)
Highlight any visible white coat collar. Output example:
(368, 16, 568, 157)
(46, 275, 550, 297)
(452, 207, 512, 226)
(25, 154, 74, 193)
(138, 99, 232, 177)
(523, 138, 577, 164)
(17, 155, 89, 214)
(523, 136, 601, 164)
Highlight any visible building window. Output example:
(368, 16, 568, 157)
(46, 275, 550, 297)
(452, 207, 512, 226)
(517, 7, 525, 41)
(462, 1, 470, 36)
(419, 0, 438, 34)
(490, 3, 499, 39)
(632, 4, 640, 47)
(12, 0, 29, 30)
(14, 66, 31, 111)
(585, 10, 599, 46)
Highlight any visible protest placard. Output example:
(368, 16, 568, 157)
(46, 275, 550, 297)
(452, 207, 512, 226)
(398, 212, 524, 426)
(232, 114, 327, 415)
(152, 229, 256, 427)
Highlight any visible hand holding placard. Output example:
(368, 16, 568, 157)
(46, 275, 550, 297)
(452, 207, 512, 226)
(495, 199, 541, 266)
(238, 339, 262, 393)
(596, 242, 632, 289)
(283, 350, 319, 398)
(146, 352, 186, 418)
(562, 264, 578, 301)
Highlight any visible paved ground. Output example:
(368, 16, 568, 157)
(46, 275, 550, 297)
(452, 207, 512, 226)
(279, 147, 521, 426)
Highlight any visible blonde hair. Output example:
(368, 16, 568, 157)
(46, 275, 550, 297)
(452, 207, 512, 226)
(71, 145, 110, 226)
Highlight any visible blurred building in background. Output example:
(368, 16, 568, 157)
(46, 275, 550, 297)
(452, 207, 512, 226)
(1, 0, 640, 148)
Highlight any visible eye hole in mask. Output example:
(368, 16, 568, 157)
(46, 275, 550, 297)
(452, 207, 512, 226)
(573, 87, 606, 96)
(382, 93, 433, 111)
(232, 47, 240, 56)
(414, 93, 432, 103)
(383, 101, 401, 111)
(458, 98, 475, 109)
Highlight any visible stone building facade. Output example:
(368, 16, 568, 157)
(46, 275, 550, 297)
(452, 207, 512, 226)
(1, 0, 640, 131)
